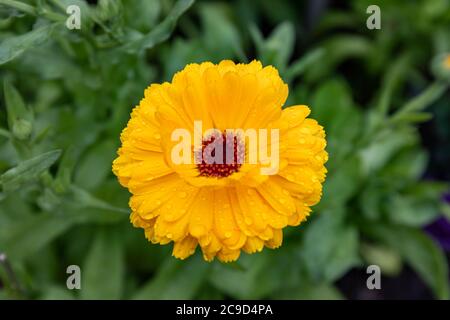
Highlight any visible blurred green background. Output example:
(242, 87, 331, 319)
(1, 0, 450, 300)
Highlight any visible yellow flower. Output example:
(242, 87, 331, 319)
(112, 60, 328, 262)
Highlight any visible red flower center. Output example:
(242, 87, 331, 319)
(196, 132, 244, 178)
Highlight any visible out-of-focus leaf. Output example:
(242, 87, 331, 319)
(365, 224, 449, 299)
(275, 283, 344, 300)
(133, 255, 209, 299)
(54, 147, 79, 193)
(74, 140, 116, 190)
(382, 147, 428, 181)
(361, 243, 402, 276)
(3, 80, 33, 140)
(2, 212, 76, 261)
(0, 150, 61, 192)
(81, 229, 124, 299)
(285, 48, 325, 81)
(300, 210, 361, 282)
(255, 21, 295, 72)
(66, 185, 128, 216)
(0, 23, 54, 64)
(209, 250, 299, 299)
(376, 54, 411, 117)
(359, 129, 416, 175)
(320, 156, 362, 209)
(311, 78, 362, 164)
(118, 0, 194, 54)
(124, 0, 161, 31)
(41, 285, 74, 300)
(305, 35, 372, 81)
(385, 194, 439, 227)
(199, 2, 245, 61)
(391, 82, 448, 123)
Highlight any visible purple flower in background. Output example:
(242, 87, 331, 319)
(425, 193, 450, 251)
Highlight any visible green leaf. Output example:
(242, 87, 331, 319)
(385, 194, 439, 227)
(124, 0, 161, 31)
(133, 255, 209, 299)
(391, 112, 433, 124)
(305, 35, 372, 81)
(391, 81, 449, 123)
(199, 2, 245, 61)
(41, 285, 74, 300)
(0, 150, 62, 192)
(3, 80, 33, 140)
(310, 78, 362, 163)
(359, 129, 416, 175)
(81, 229, 124, 299)
(285, 48, 325, 81)
(256, 21, 295, 72)
(2, 212, 76, 261)
(320, 156, 362, 208)
(365, 224, 449, 299)
(209, 250, 301, 299)
(0, 23, 54, 65)
(376, 54, 411, 117)
(275, 283, 344, 300)
(118, 0, 195, 54)
(361, 243, 402, 276)
(68, 185, 128, 215)
(74, 140, 116, 190)
(300, 210, 361, 282)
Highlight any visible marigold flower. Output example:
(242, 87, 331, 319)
(112, 60, 328, 262)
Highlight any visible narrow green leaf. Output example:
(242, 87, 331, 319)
(391, 112, 433, 124)
(133, 255, 209, 300)
(81, 229, 124, 299)
(119, 0, 195, 54)
(275, 283, 344, 300)
(0, 23, 53, 64)
(74, 140, 116, 190)
(286, 48, 325, 81)
(68, 185, 128, 214)
(376, 54, 411, 117)
(2, 212, 76, 261)
(260, 21, 295, 71)
(365, 224, 449, 299)
(301, 210, 361, 282)
(0, 150, 62, 192)
(3, 80, 33, 140)
(391, 81, 448, 123)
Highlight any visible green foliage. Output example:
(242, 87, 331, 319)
(0, 0, 449, 300)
